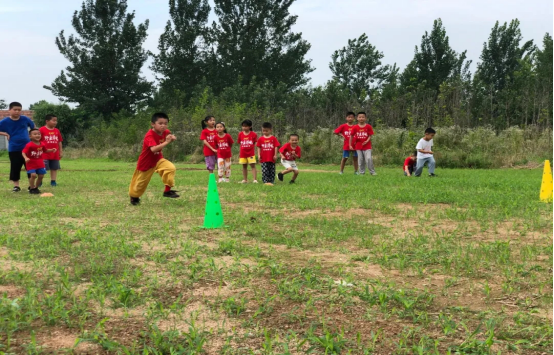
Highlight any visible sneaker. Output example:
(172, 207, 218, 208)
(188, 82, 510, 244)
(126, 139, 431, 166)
(163, 191, 180, 198)
(51, 181, 57, 187)
(289, 180, 296, 184)
(354, 171, 359, 175)
(38, 183, 42, 188)
(252, 180, 258, 183)
(429, 173, 437, 177)
(218, 178, 224, 183)
(30, 188, 41, 195)
(239, 180, 247, 184)
(130, 197, 140, 205)
(12, 186, 21, 192)
(370, 172, 377, 176)
(278, 172, 284, 182)
(339, 171, 344, 175)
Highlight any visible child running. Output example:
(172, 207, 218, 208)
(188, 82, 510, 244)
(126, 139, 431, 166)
(350, 112, 376, 176)
(128, 112, 179, 205)
(199, 115, 217, 174)
(278, 134, 301, 184)
(22, 129, 57, 194)
(214, 122, 234, 182)
(237, 119, 258, 183)
(256, 122, 280, 185)
(333, 111, 358, 174)
(39, 114, 63, 186)
(414, 128, 437, 177)
(403, 151, 417, 176)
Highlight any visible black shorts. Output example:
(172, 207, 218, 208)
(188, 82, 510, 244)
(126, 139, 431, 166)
(44, 160, 61, 170)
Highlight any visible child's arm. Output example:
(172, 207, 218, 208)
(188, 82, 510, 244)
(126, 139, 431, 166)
(349, 135, 354, 150)
(274, 147, 279, 161)
(0, 132, 9, 140)
(46, 148, 57, 153)
(58, 142, 63, 158)
(404, 165, 411, 176)
(22, 152, 30, 162)
(202, 140, 217, 154)
(151, 135, 176, 153)
(257, 146, 262, 160)
(417, 148, 433, 154)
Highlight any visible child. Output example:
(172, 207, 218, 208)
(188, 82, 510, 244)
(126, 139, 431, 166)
(414, 128, 436, 177)
(349, 112, 376, 176)
(22, 129, 57, 194)
(256, 122, 280, 185)
(199, 115, 217, 173)
(0, 102, 35, 192)
(128, 112, 179, 205)
(215, 122, 234, 183)
(237, 119, 258, 183)
(333, 111, 358, 174)
(278, 134, 301, 184)
(39, 114, 63, 186)
(403, 151, 417, 176)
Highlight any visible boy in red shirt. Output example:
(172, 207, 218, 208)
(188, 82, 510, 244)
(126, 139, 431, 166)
(333, 111, 358, 174)
(403, 151, 417, 176)
(278, 134, 301, 184)
(349, 112, 376, 176)
(237, 119, 258, 183)
(22, 129, 57, 194)
(39, 114, 63, 187)
(215, 122, 234, 182)
(256, 122, 280, 185)
(128, 112, 178, 205)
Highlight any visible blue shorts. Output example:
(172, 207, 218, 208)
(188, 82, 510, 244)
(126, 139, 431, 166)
(27, 168, 47, 175)
(342, 150, 358, 158)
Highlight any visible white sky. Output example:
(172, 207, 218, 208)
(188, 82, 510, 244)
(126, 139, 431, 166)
(0, 0, 552, 109)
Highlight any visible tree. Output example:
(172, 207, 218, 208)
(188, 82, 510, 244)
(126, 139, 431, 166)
(151, 0, 210, 101)
(29, 100, 88, 141)
(0, 99, 6, 110)
(44, 0, 153, 118)
(209, 0, 313, 93)
(329, 33, 394, 99)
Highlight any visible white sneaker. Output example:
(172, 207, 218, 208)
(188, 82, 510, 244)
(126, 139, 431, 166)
(252, 180, 259, 183)
(224, 178, 230, 182)
(218, 178, 224, 183)
(339, 171, 344, 175)
(239, 180, 247, 184)
(371, 172, 377, 176)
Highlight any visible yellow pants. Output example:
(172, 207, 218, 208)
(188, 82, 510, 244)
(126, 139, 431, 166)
(129, 159, 176, 198)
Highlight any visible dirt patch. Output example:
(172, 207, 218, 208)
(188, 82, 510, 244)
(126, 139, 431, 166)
(36, 328, 101, 352)
(0, 284, 26, 298)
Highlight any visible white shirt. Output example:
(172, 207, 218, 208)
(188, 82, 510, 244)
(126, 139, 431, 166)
(416, 138, 433, 159)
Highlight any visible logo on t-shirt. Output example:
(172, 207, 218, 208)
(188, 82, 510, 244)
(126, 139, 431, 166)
(240, 139, 254, 148)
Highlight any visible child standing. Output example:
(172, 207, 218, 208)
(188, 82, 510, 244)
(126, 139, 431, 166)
(256, 122, 280, 185)
(278, 134, 301, 184)
(414, 128, 436, 177)
(333, 111, 358, 174)
(128, 112, 179, 205)
(0, 102, 35, 192)
(199, 115, 217, 173)
(350, 112, 376, 176)
(237, 119, 258, 183)
(215, 122, 234, 183)
(39, 114, 63, 186)
(22, 129, 57, 194)
(403, 151, 417, 176)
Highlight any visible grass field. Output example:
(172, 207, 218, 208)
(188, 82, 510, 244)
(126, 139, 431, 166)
(0, 159, 552, 354)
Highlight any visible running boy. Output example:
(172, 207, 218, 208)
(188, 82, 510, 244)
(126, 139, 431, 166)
(414, 128, 436, 177)
(199, 116, 217, 173)
(128, 112, 179, 205)
(0, 102, 35, 192)
(22, 129, 57, 194)
(349, 112, 376, 176)
(256, 122, 280, 185)
(278, 134, 301, 184)
(39, 114, 63, 186)
(215, 122, 234, 183)
(237, 119, 258, 183)
(333, 111, 358, 174)
(403, 151, 417, 176)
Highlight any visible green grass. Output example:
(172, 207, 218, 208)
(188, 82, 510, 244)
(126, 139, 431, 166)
(0, 159, 552, 354)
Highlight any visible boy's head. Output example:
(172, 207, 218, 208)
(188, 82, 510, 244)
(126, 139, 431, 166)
(241, 119, 253, 132)
(216, 122, 227, 133)
(45, 114, 58, 128)
(9, 102, 22, 119)
(289, 134, 299, 146)
(29, 128, 41, 142)
(357, 112, 367, 123)
(424, 127, 436, 141)
(346, 111, 355, 123)
(410, 150, 417, 160)
(261, 122, 272, 136)
(151, 112, 169, 134)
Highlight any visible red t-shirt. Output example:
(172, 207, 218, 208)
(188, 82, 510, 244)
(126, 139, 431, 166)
(403, 157, 416, 170)
(352, 124, 374, 150)
(39, 126, 63, 160)
(22, 141, 47, 170)
(279, 143, 301, 161)
(215, 133, 234, 159)
(136, 129, 170, 171)
(256, 136, 280, 163)
(200, 128, 217, 156)
(334, 124, 356, 150)
(237, 131, 258, 158)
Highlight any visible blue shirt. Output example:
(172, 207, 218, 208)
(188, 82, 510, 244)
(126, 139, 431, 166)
(0, 116, 35, 152)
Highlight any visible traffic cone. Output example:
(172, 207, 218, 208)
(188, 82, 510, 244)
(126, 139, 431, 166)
(202, 174, 225, 228)
(540, 160, 553, 202)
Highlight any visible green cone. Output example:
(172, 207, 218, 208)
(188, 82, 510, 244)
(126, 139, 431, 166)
(202, 174, 224, 228)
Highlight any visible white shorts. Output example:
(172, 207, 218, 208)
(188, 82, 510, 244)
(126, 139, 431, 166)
(281, 160, 298, 170)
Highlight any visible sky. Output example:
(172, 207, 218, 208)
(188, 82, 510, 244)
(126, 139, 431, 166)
(0, 0, 552, 109)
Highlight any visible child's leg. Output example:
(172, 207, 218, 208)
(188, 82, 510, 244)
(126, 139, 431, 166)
(129, 168, 156, 198)
(250, 163, 257, 181)
(217, 158, 225, 179)
(50, 169, 58, 181)
(261, 163, 269, 183)
(268, 163, 276, 183)
(428, 157, 436, 174)
(291, 169, 299, 181)
(36, 174, 45, 188)
(28, 173, 37, 189)
(357, 150, 366, 174)
(366, 149, 376, 174)
(155, 159, 176, 188)
(225, 158, 231, 179)
(9, 151, 25, 187)
(414, 158, 426, 177)
(340, 157, 348, 172)
(281, 168, 294, 175)
(353, 153, 359, 172)
(205, 156, 215, 174)
(242, 164, 248, 181)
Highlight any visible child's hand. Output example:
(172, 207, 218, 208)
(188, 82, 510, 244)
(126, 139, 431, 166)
(24, 157, 30, 162)
(52, 148, 57, 153)
(349, 145, 354, 150)
(59, 151, 63, 158)
(166, 134, 176, 142)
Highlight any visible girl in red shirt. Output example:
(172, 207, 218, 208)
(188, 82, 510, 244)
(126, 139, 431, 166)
(215, 122, 234, 182)
(199, 116, 217, 173)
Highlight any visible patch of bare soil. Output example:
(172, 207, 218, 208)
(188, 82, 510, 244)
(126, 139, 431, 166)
(36, 328, 102, 353)
(0, 284, 26, 298)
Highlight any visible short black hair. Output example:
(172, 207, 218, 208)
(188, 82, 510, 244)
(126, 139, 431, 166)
(45, 114, 57, 121)
(346, 111, 355, 117)
(412, 150, 417, 156)
(151, 112, 169, 123)
(289, 133, 299, 139)
(29, 128, 40, 133)
(9, 102, 22, 109)
(262, 122, 272, 129)
(357, 111, 366, 117)
(241, 119, 253, 127)
(425, 127, 436, 134)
